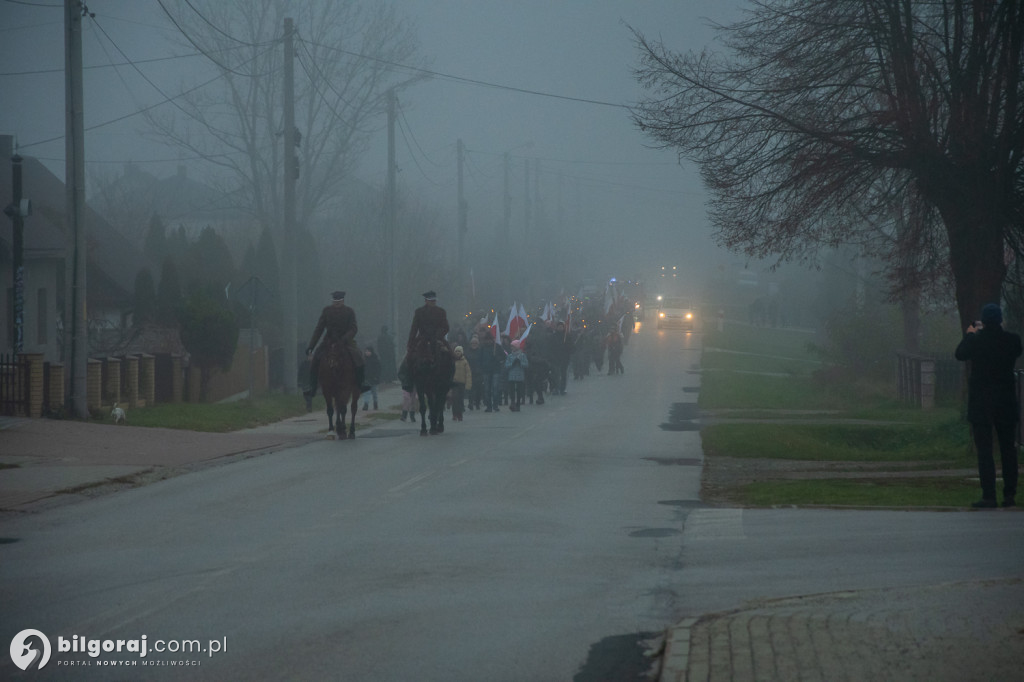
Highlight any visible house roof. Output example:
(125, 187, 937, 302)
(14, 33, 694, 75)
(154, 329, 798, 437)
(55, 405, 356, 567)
(0, 134, 157, 302)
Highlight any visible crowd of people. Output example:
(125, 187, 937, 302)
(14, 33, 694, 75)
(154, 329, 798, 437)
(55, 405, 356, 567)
(364, 291, 638, 423)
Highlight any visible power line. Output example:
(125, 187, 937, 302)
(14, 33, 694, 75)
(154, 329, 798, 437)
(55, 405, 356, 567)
(179, 0, 269, 48)
(395, 108, 448, 188)
(397, 102, 446, 168)
(18, 43, 270, 150)
(295, 36, 356, 114)
(0, 40, 260, 77)
(88, 14, 241, 143)
(2, 0, 61, 7)
(155, 0, 277, 78)
(300, 37, 630, 111)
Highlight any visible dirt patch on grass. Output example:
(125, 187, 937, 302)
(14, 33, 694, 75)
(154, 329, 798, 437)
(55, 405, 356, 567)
(701, 456, 976, 506)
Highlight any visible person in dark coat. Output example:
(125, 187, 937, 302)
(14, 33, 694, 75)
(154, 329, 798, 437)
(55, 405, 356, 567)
(377, 325, 397, 383)
(550, 320, 574, 395)
(955, 303, 1022, 508)
(478, 332, 503, 412)
(407, 290, 450, 364)
(361, 345, 382, 410)
(305, 291, 368, 406)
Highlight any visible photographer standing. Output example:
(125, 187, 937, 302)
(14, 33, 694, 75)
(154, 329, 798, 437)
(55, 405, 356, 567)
(955, 303, 1021, 508)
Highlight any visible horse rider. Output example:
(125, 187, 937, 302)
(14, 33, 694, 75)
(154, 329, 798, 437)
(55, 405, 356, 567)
(304, 291, 369, 409)
(407, 290, 450, 366)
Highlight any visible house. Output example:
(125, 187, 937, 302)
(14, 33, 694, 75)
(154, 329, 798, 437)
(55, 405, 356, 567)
(0, 134, 158, 363)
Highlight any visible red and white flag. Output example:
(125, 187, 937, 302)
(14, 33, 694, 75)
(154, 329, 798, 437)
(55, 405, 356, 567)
(490, 311, 500, 340)
(520, 322, 532, 345)
(504, 302, 527, 339)
(540, 301, 553, 322)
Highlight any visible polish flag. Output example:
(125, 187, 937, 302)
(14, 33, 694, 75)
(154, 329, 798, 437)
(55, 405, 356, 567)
(519, 322, 532, 346)
(490, 311, 500, 340)
(504, 302, 527, 339)
(540, 301, 553, 322)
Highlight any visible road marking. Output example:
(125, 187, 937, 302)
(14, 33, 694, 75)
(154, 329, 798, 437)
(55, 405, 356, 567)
(388, 470, 435, 495)
(684, 509, 746, 540)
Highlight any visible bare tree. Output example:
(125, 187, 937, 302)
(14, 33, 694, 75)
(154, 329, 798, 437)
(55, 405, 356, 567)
(632, 0, 1024, 328)
(148, 0, 425, 233)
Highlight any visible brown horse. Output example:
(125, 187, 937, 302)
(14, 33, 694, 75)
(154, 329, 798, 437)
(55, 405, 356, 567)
(318, 340, 360, 439)
(411, 340, 455, 436)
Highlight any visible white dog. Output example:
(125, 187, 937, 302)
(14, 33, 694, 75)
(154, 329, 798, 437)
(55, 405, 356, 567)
(111, 403, 126, 424)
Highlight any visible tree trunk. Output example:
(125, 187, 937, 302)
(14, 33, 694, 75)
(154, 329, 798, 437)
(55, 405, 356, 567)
(939, 199, 1006, 331)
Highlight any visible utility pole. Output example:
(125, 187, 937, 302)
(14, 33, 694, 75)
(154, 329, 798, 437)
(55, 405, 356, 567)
(533, 158, 541, 234)
(524, 158, 531, 240)
(65, 0, 87, 418)
(502, 152, 511, 303)
(386, 89, 397, 340)
(282, 17, 298, 393)
(457, 139, 467, 314)
(6, 152, 25, 354)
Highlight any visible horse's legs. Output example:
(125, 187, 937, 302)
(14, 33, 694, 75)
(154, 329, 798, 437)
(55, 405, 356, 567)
(348, 398, 357, 438)
(434, 390, 445, 433)
(418, 388, 429, 435)
(326, 401, 335, 435)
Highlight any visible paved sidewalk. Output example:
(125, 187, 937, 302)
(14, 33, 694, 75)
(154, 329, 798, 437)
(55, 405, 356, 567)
(0, 415, 325, 511)
(660, 576, 1024, 681)
(0, 385, 412, 512)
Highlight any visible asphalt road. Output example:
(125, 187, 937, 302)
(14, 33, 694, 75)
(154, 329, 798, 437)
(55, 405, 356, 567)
(1, 323, 705, 681)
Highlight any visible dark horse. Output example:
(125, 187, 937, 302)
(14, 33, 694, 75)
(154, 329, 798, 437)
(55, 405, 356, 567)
(411, 340, 455, 436)
(318, 340, 360, 439)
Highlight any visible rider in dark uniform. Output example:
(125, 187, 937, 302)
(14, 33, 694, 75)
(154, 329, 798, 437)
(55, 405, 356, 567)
(304, 291, 368, 410)
(407, 290, 450, 365)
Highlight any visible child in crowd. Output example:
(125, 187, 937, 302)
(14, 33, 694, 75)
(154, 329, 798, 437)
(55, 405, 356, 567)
(504, 339, 529, 412)
(450, 346, 473, 421)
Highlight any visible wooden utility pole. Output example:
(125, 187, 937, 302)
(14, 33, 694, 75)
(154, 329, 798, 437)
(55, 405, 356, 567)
(502, 152, 511, 303)
(524, 158, 531, 240)
(386, 89, 397, 339)
(457, 139, 467, 313)
(65, 0, 87, 418)
(8, 152, 24, 354)
(282, 17, 298, 392)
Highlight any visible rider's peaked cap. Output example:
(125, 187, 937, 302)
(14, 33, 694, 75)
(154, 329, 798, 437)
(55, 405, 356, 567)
(422, 290, 437, 300)
(331, 291, 345, 301)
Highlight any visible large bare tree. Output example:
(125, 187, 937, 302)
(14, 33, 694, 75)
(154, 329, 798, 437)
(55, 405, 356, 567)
(632, 0, 1024, 328)
(148, 0, 424, 233)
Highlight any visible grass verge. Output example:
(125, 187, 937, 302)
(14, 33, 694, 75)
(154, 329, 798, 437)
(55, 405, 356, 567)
(107, 393, 318, 432)
(701, 420, 968, 464)
(699, 321, 979, 508)
(736, 477, 979, 508)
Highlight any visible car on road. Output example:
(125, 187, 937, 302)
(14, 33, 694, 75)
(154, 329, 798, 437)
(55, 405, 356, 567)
(656, 297, 697, 330)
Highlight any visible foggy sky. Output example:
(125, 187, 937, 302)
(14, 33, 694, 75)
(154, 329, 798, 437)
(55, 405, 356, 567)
(0, 0, 744, 294)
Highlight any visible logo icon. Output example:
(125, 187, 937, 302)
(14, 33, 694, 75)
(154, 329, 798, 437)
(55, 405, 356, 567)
(10, 629, 51, 671)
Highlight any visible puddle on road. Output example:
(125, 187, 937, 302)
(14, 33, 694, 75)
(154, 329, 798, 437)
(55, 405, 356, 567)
(660, 402, 700, 431)
(643, 457, 701, 466)
(629, 528, 681, 538)
(574, 631, 661, 682)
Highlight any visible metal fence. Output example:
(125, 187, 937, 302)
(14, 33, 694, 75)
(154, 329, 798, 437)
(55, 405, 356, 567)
(896, 352, 962, 408)
(0, 353, 29, 417)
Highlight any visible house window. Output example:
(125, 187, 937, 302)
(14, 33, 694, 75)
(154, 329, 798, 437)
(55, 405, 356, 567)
(38, 288, 48, 344)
